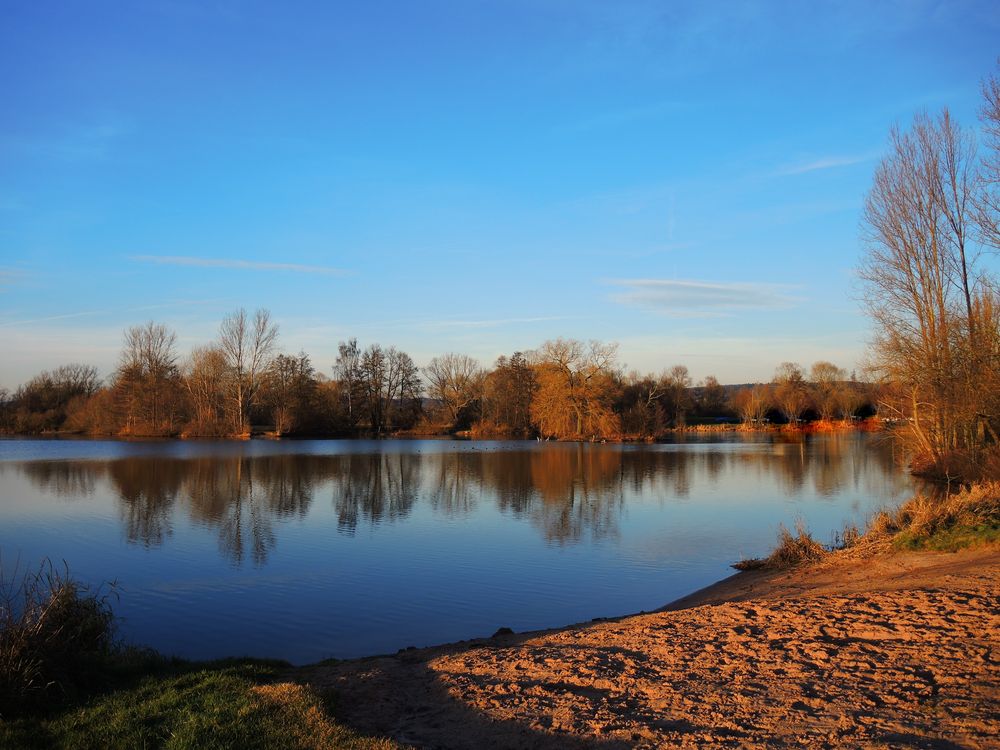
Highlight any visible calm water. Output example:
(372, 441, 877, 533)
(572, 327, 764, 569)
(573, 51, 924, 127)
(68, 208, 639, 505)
(0, 434, 912, 664)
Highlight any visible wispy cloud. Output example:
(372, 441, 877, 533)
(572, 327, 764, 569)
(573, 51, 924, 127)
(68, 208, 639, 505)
(0, 310, 107, 328)
(129, 255, 349, 276)
(609, 279, 800, 316)
(0, 299, 225, 328)
(776, 153, 874, 176)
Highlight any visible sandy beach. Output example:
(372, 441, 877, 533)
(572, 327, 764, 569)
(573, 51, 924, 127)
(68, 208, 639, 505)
(298, 546, 1000, 749)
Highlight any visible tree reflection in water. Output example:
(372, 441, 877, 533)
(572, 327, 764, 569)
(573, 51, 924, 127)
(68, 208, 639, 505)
(8, 434, 911, 563)
(330, 453, 420, 533)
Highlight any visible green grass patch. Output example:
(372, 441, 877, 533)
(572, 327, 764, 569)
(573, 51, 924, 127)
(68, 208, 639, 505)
(0, 658, 397, 750)
(893, 522, 1000, 552)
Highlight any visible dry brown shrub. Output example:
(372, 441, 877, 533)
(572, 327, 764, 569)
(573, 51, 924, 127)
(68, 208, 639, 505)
(765, 521, 828, 568)
(734, 521, 828, 570)
(867, 510, 899, 538)
(862, 482, 999, 544)
(0, 560, 117, 716)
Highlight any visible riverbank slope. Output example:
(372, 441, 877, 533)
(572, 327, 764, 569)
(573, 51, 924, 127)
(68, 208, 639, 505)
(298, 545, 999, 749)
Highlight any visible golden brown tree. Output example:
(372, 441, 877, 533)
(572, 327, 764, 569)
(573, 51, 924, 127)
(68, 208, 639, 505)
(529, 339, 620, 439)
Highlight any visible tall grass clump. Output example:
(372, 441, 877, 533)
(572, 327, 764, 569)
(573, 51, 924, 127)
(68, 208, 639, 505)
(734, 520, 827, 570)
(0, 559, 118, 717)
(867, 482, 1000, 551)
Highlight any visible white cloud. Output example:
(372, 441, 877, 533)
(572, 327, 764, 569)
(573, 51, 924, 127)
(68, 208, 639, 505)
(129, 255, 349, 276)
(609, 278, 799, 316)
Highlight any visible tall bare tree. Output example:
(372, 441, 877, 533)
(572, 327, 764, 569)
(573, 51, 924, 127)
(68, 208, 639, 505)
(262, 352, 317, 435)
(358, 344, 421, 434)
(979, 66, 1000, 251)
(333, 338, 363, 429)
(861, 107, 999, 472)
(115, 321, 183, 434)
(424, 353, 484, 428)
(184, 345, 229, 435)
(218, 308, 279, 435)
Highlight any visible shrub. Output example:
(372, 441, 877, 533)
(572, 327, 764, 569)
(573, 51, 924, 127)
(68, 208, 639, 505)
(733, 521, 827, 570)
(765, 521, 827, 568)
(0, 560, 118, 717)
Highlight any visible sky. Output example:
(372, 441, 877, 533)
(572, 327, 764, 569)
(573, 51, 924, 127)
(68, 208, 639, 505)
(1, 0, 999, 389)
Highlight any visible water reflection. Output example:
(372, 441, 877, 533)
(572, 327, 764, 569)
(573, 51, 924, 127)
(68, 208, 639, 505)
(6, 434, 910, 564)
(331, 453, 420, 533)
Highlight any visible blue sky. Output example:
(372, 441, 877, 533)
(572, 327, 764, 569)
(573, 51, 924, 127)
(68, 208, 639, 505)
(2, 0, 998, 389)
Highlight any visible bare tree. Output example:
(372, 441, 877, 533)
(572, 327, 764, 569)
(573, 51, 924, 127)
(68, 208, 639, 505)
(809, 361, 846, 422)
(262, 352, 316, 435)
(115, 321, 182, 434)
(424, 353, 484, 428)
(618, 371, 666, 437)
(333, 338, 363, 428)
(218, 308, 279, 435)
(731, 384, 770, 425)
(979, 65, 1000, 251)
(773, 362, 809, 424)
(861, 107, 999, 472)
(661, 365, 693, 427)
(184, 345, 229, 435)
(357, 344, 421, 434)
(11, 364, 101, 432)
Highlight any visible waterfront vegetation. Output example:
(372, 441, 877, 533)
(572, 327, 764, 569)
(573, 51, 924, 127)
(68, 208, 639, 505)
(0, 327, 880, 444)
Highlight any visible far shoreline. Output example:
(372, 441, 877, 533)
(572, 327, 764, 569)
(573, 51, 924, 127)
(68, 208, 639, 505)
(0, 418, 885, 444)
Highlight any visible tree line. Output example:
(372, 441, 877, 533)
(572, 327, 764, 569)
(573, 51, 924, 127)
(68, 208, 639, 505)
(0, 316, 878, 440)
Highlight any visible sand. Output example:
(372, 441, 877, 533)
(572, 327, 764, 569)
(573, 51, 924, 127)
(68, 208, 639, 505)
(297, 546, 1000, 749)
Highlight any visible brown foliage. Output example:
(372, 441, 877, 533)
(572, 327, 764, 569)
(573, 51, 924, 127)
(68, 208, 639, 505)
(529, 339, 620, 440)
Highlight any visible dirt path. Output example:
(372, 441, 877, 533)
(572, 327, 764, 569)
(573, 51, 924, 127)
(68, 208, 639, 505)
(297, 547, 1000, 749)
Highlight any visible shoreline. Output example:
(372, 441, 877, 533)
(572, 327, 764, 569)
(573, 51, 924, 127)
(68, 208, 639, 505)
(7, 543, 997, 748)
(294, 545, 999, 748)
(0, 420, 882, 443)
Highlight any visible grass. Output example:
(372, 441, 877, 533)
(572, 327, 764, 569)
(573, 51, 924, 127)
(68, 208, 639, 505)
(868, 482, 1000, 552)
(0, 658, 397, 750)
(0, 561, 396, 749)
(735, 483, 999, 570)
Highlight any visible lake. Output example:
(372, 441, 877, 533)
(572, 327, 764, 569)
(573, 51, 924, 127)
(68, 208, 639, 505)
(0, 433, 913, 664)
